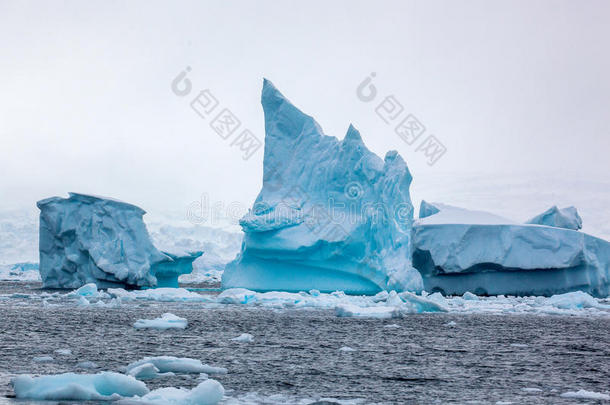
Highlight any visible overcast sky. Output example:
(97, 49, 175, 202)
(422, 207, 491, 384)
(1, 0, 609, 215)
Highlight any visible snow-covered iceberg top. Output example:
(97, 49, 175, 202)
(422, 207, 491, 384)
(222, 79, 422, 295)
(413, 202, 610, 297)
(37, 193, 201, 289)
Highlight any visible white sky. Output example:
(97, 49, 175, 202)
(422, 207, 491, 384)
(1, 0, 609, 215)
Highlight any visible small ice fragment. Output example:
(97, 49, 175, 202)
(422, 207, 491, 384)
(77, 361, 98, 369)
(445, 321, 457, 327)
(384, 324, 400, 328)
(462, 292, 479, 301)
(510, 343, 528, 348)
(521, 387, 542, 393)
(198, 373, 209, 380)
(72, 283, 98, 297)
(33, 356, 53, 363)
(133, 313, 188, 330)
(339, 346, 356, 352)
(128, 363, 174, 380)
(54, 349, 72, 355)
(231, 333, 254, 343)
(560, 390, 610, 400)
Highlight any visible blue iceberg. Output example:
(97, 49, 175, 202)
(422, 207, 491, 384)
(37, 193, 201, 289)
(222, 79, 423, 294)
(412, 202, 610, 297)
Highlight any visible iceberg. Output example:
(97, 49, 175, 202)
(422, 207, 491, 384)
(37, 193, 201, 289)
(222, 79, 422, 294)
(526, 205, 582, 230)
(412, 202, 610, 297)
(12, 372, 149, 401)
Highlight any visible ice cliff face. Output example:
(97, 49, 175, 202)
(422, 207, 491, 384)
(412, 202, 609, 297)
(222, 79, 423, 294)
(37, 193, 200, 288)
(527, 205, 583, 230)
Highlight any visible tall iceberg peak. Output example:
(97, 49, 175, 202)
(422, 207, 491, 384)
(37, 193, 201, 289)
(222, 79, 423, 294)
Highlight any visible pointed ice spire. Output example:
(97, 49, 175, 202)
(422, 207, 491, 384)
(344, 124, 363, 143)
(261, 78, 323, 143)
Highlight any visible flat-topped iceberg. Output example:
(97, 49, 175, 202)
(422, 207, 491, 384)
(413, 202, 610, 297)
(37, 193, 201, 289)
(222, 79, 422, 294)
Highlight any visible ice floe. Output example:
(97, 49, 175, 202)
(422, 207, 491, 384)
(126, 356, 227, 375)
(560, 389, 610, 400)
(133, 313, 188, 330)
(231, 333, 254, 343)
(12, 372, 149, 401)
(118, 379, 224, 405)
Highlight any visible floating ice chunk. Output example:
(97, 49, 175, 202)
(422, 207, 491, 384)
(217, 288, 258, 305)
(127, 363, 174, 380)
(384, 324, 400, 328)
(77, 361, 98, 369)
(37, 193, 201, 289)
(527, 206, 582, 230)
(54, 349, 72, 356)
(126, 356, 227, 375)
(560, 389, 610, 400)
(509, 343, 528, 348)
(339, 346, 356, 352)
(33, 356, 54, 363)
(222, 79, 423, 295)
(462, 292, 479, 301)
(71, 283, 98, 297)
(133, 313, 188, 330)
(12, 372, 148, 401)
(77, 296, 90, 306)
(336, 304, 402, 319)
(521, 387, 543, 393)
(546, 291, 603, 309)
(445, 321, 457, 327)
(119, 379, 224, 405)
(231, 333, 254, 343)
(107, 288, 209, 302)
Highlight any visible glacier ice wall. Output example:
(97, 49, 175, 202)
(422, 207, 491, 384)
(37, 193, 200, 289)
(413, 203, 609, 297)
(222, 79, 422, 294)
